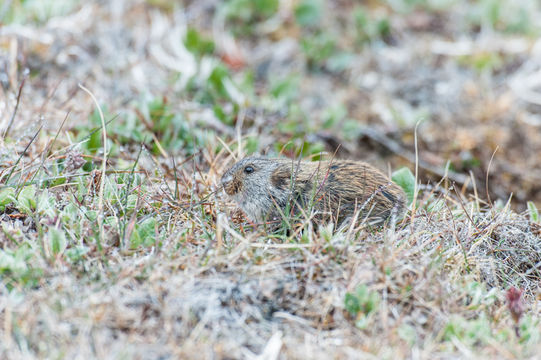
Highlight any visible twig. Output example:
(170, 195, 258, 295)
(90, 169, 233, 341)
(443, 192, 471, 272)
(486, 146, 498, 207)
(172, 156, 179, 200)
(64, 114, 119, 153)
(452, 185, 481, 231)
(412, 120, 421, 221)
(3, 68, 29, 139)
(4, 125, 42, 186)
(121, 139, 146, 246)
(236, 106, 245, 158)
(216, 135, 237, 161)
(29, 110, 71, 186)
(79, 83, 107, 252)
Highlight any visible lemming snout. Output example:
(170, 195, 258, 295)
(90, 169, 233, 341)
(221, 174, 232, 188)
(221, 173, 235, 195)
(221, 170, 241, 196)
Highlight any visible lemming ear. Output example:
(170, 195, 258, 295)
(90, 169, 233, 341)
(270, 166, 292, 191)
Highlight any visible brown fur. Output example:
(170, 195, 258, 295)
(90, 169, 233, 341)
(221, 156, 407, 225)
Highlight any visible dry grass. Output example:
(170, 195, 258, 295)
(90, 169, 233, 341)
(0, 192, 540, 358)
(0, 144, 539, 358)
(0, 0, 541, 359)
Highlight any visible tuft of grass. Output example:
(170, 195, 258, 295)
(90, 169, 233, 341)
(294, 0, 323, 27)
(221, 0, 280, 35)
(353, 6, 392, 46)
(344, 284, 380, 329)
(527, 201, 538, 223)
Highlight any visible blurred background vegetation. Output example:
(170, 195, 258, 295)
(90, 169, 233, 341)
(1, 1, 541, 358)
(5, 0, 539, 208)
(1, 0, 541, 245)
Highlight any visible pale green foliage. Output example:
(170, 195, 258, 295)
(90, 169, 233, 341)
(392, 167, 416, 205)
(17, 185, 37, 214)
(527, 201, 539, 223)
(344, 285, 380, 329)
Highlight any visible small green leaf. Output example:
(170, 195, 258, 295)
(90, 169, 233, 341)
(130, 217, 157, 248)
(244, 136, 259, 155)
(527, 201, 539, 223)
(425, 197, 445, 213)
(17, 185, 37, 214)
(37, 190, 56, 218)
(392, 167, 416, 205)
(344, 284, 380, 317)
(294, 0, 322, 27)
(86, 210, 98, 222)
(301, 32, 336, 67)
(398, 324, 417, 346)
(61, 203, 78, 223)
(47, 227, 67, 256)
(126, 194, 138, 211)
(376, 18, 391, 37)
(65, 246, 89, 262)
(322, 104, 347, 129)
(270, 76, 299, 103)
(254, 0, 279, 17)
(319, 222, 334, 242)
(0, 249, 27, 274)
(209, 65, 231, 99)
(355, 315, 370, 330)
(184, 28, 215, 57)
(344, 292, 360, 315)
(213, 105, 232, 125)
(0, 187, 16, 211)
(85, 131, 101, 153)
(0, 245, 44, 289)
(326, 52, 354, 73)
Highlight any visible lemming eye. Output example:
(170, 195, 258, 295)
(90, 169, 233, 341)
(244, 166, 254, 174)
